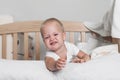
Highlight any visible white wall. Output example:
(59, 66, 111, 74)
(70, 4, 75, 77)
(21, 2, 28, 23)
(0, 0, 110, 22)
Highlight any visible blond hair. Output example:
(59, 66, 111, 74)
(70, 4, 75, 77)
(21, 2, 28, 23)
(40, 18, 64, 33)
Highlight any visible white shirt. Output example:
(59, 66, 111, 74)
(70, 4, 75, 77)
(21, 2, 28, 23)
(46, 41, 79, 62)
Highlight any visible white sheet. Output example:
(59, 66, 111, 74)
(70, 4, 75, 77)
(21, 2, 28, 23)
(1, 53, 120, 80)
(0, 60, 55, 80)
(54, 53, 120, 80)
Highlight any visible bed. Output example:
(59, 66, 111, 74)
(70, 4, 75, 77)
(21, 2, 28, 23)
(0, 20, 120, 80)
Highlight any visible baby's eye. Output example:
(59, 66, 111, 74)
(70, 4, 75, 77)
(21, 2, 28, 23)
(54, 33, 58, 36)
(44, 36, 49, 39)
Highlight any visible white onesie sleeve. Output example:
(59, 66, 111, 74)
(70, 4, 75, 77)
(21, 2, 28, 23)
(46, 51, 60, 61)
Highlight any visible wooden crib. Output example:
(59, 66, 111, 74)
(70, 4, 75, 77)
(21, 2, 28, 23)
(0, 20, 90, 60)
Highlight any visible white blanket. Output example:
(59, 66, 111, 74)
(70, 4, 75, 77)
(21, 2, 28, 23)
(0, 53, 120, 80)
(0, 60, 55, 80)
(55, 53, 120, 80)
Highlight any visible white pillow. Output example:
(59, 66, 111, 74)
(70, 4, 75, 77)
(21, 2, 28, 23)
(76, 37, 102, 54)
(91, 44, 118, 59)
(76, 37, 112, 54)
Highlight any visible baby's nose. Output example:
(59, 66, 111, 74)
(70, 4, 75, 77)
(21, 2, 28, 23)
(50, 36, 55, 40)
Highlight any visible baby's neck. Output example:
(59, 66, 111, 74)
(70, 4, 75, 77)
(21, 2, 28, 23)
(55, 44, 67, 59)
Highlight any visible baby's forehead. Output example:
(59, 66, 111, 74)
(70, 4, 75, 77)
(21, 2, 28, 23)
(44, 21, 61, 26)
(43, 22, 63, 30)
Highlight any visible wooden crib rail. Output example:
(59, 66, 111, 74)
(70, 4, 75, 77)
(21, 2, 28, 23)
(0, 21, 89, 60)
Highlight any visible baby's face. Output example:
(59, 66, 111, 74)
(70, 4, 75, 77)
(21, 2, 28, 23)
(41, 22, 66, 52)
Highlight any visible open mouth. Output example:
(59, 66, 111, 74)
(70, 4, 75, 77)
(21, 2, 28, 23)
(50, 41, 57, 46)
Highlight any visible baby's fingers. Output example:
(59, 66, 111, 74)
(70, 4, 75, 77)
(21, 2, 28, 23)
(55, 59, 66, 70)
(58, 58, 66, 65)
(56, 62, 65, 70)
(84, 55, 91, 61)
(72, 57, 81, 63)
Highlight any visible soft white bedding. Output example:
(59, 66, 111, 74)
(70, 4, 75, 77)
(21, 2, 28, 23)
(0, 60, 55, 80)
(55, 53, 120, 80)
(0, 45, 120, 80)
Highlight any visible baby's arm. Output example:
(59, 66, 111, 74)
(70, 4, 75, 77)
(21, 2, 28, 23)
(45, 57, 66, 72)
(72, 50, 91, 63)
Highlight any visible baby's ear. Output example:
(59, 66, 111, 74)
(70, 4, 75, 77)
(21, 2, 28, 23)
(63, 32, 66, 40)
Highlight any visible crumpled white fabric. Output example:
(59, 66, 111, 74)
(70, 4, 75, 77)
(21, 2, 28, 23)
(111, 0, 120, 38)
(84, 0, 120, 38)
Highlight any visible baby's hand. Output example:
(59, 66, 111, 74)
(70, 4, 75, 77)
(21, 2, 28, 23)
(55, 58, 66, 70)
(71, 55, 91, 63)
(71, 56, 84, 63)
(83, 54, 91, 62)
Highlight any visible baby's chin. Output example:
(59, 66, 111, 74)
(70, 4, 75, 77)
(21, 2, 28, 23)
(48, 46, 59, 52)
(50, 48, 57, 51)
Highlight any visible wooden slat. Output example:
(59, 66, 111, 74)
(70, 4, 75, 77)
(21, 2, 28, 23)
(69, 32, 74, 43)
(24, 33, 29, 60)
(13, 33, 18, 59)
(63, 22, 89, 32)
(0, 21, 43, 34)
(2, 34, 7, 59)
(81, 32, 86, 42)
(35, 32, 40, 60)
(0, 21, 89, 34)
